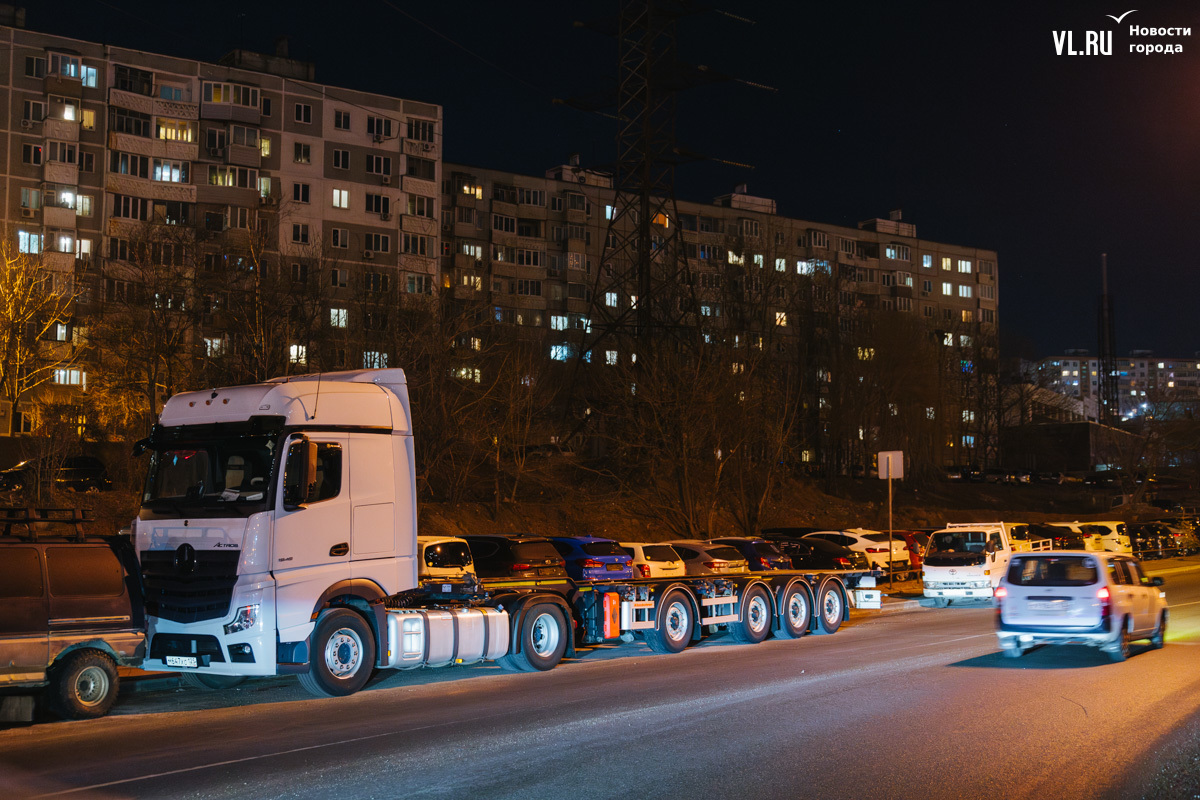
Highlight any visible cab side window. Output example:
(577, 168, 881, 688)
(1125, 560, 1149, 586)
(1107, 560, 1127, 585)
(311, 443, 342, 502)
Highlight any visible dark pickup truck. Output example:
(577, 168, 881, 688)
(0, 509, 144, 721)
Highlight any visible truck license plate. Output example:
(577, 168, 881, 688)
(166, 656, 198, 668)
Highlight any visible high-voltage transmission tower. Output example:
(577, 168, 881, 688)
(1097, 253, 1119, 425)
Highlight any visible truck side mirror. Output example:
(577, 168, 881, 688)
(283, 437, 319, 510)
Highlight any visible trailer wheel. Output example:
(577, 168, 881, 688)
(50, 650, 119, 720)
(775, 583, 811, 639)
(298, 608, 376, 697)
(179, 673, 248, 691)
(730, 585, 772, 644)
(498, 603, 568, 672)
(647, 590, 693, 654)
(813, 582, 844, 635)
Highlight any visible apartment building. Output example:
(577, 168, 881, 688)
(2, 21, 441, 430)
(1039, 351, 1200, 419)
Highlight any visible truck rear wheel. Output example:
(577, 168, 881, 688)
(50, 650, 119, 720)
(814, 582, 844, 635)
(298, 609, 376, 697)
(647, 590, 693, 654)
(497, 603, 568, 672)
(775, 583, 811, 639)
(179, 673, 248, 691)
(730, 585, 772, 644)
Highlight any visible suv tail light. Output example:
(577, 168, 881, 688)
(703, 561, 720, 570)
(759, 557, 773, 570)
(994, 585, 1006, 621)
(637, 563, 651, 578)
(511, 563, 531, 571)
(1097, 585, 1112, 619)
(577, 558, 603, 569)
(834, 557, 851, 568)
(865, 547, 886, 553)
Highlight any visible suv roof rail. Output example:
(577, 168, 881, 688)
(943, 522, 1006, 528)
(0, 507, 93, 540)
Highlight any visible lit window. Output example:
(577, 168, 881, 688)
(332, 188, 349, 209)
(605, 291, 618, 308)
(330, 308, 348, 328)
(942, 282, 953, 295)
(363, 351, 388, 369)
(775, 311, 788, 327)
(289, 344, 307, 365)
(605, 350, 617, 365)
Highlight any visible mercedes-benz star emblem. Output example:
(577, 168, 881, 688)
(174, 543, 197, 574)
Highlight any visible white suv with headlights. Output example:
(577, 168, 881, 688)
(995, 551, 1168, 662)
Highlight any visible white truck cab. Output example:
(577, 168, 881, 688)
(922, 522, 1048, 606)
(134, 370, 419, 687)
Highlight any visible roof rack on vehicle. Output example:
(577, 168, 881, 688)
(0, 507, 93, 541)
(943, 522, 1005, 528)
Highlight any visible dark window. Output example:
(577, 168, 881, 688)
(511, 542, 560, 561)
(406, 157, 436, 181)
(641, 545, 680, 562)
(311, 443, 342, 502)
(705, 546, 745, 561)
(465, 539, 499, 560)
(424, 542, 472, 569)
(582, 541, 626, 557)
(0, 547, 43, 597)
(753, 542, 783, 557)
(46, 547, 124, 597)
(674, 546, 699, 559)
(1006, 556, 1099, 587)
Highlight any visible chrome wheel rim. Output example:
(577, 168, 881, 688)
(746, 594, 769, 634)
(787, 591, 808, 629)
(530, 612, 561, 658)
(324, 627, 364, 679)
(664, 600, 689, 643)
(822, 589, 842, 626)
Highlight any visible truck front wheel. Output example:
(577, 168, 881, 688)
(50, 650, 119, 719)
(497, 603, 568, 672)
(298, 609, 376, 697)
(179, 673, 247, 691)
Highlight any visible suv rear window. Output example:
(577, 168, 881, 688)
(753, 542, 783, 556)
(582, 541, 625, 557)
(705, 546, 744, 561)
(424, 542, 472, 568)
(1007, 556, 1099, 587)
(512, 542, 560, 561)
(641, 545, 679, 562)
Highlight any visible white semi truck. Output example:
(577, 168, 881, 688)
(134, 370, 875, 697)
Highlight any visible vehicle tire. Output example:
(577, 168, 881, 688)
(1151, 612, 1167, 650)
(730, 585, 772, 645)
(813, 582, 844, 635)
(50, 650, 119, 720)
(774, 583, 811, 640)
(298, 608, 376, 698)
(931, 598, 950, 608)
(1107, 619, 1132, 663)
(1000, 643, 1023, 658)
(646, 590, 694, 654)
(496, 603, 568, 672)
(178, 673, 247, 691)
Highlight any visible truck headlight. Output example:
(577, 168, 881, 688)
(224, 604, 260, 635)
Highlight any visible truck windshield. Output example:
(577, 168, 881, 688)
(927, 530, 988, 555)
(142, 435, 278, 515)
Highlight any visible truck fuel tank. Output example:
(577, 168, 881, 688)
(384, 608, 509, 669)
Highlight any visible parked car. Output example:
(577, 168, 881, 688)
(1152, 517, 1200, 555)
(983, 468, 1014, 484)
(761, 532, 872, 571)
(0, 457, 113, 493)
(890, 530, 929, 577)
(548, 535, 634, 581)
(460, 534, 568, 580)
(619, 542, 686, 578)
(1012, 523, 1085, 550)
(416, 535, 476, 582)
(712, 537, 791, 571)
(802, 528, 908, 573)
(1047, 522, 1105, 552)
(0, 510, 144, 720)
(664, 540, 750, 575)
(1078, 521, 1131, 553)
(1084, 471, 1119, 487)
(1127, 523, 1175, 558)
(55, 457, 113, 492)
(995, 551, 1168, 662)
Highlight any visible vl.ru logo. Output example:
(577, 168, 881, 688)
(1053, 29, 1113, 55)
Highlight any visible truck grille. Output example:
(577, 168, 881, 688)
(141, 549, 240, 623)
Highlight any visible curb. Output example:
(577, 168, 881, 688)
(1144, 562, 1200, 578)
(858, 598, 925, 615)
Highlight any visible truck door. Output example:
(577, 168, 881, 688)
(348, 433, 407, 592)
(273, 435, 351, 636)
(0, 546, 48, 684)
(987, 531, 1011, 587)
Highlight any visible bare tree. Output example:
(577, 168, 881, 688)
(0, 239, 82, 434)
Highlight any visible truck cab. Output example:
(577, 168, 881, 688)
(922, 522, 1030, 605)
(134, 370, 418, 687)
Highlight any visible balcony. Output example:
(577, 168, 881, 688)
(403, 139, 439, 159)
(402, 215, 437, 237)
(43, 161, 77, 185)
(44, 75, 83, 99)
(402, 175, 437, 199)
(154, 97, 199, 120)
(104, 173, 197, 204)
(109, 131, 154, 157)
(42, 205, 77, 230)
(199, 102, 260, 125)
(227, 143, 261, 169)
(41, 251, 75, 272)
(108, 87, 155, 115)
(43, 118, 79, 142)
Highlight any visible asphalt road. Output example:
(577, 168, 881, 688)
(3, 562, 1199, 800)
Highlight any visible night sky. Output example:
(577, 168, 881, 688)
(37, 0, 1200, 359)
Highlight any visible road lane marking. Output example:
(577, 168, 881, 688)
(1167, 600, 1200, 608)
